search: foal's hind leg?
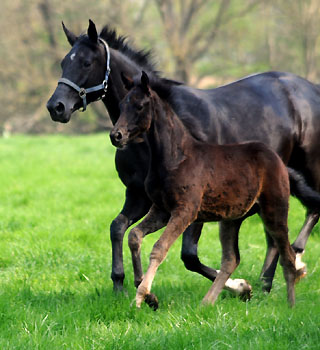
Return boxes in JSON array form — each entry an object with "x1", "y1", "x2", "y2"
[
  {"x1": 128, "y1": 204, "x2": 169, "y2": 288},
  {"x1": 260, "y1": 230, "x2": 279, "y2": 293},
  {"x1": 202, "y1": 220, "x2": 242, "y2": 306},
  {"x1": 260, "y1": 226, "x2": 308, "y2": 294},
  {"x1": 259, "y1": 206, "x2": 297, "y2": 306}
]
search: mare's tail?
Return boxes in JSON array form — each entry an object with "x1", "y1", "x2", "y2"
[{"x1": 288, "y1": 167, "x2": 320, "y2": 210}]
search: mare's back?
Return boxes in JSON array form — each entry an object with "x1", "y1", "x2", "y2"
[{"x1": 169, "y1": 72, "x2": 317, "y2": 150}]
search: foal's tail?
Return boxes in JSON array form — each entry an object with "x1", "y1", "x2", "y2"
[{"x1": 288, "y1": 167, "x2": 320, "y2": 210}]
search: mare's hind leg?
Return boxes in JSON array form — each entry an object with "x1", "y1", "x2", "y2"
[
  {"x1": 292, "y1": 210, "x2": 319, "y2": 273},
  {"x1": 181, "y1": 222, "x2": 251, "y2": 299},
  {"x1": 202, "y1": 220, "x2": 242, "y2": 306},
  {"x1": 181, "y1": 223, "x2": 217, "y2": 280},
  {"x1": 128, "y1": 204, "x2": 169, "y2": 288},
  {"x1": 110, "y1": 188, "x2": 151, "y2": 291}
]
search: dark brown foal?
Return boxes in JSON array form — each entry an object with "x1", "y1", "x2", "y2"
[{"x1": 110, "y1": 71, "x2": 301, "y2": 308}]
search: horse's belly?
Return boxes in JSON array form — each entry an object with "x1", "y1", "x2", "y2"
[
  {"x1": 197, "y1": 202, "x2": 250, "y2": 222},
  {"x1": 197, "y1": 187, "x2": 258, "y2": 221}
]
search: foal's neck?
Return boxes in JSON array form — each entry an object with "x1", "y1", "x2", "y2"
[{"x1": 147, "y1": 93, "x2": 193, "y2": 170}]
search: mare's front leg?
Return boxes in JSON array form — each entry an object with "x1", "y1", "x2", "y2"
[
  {"x1": 202, "y1": 220, "x2": 242, "y2": 306},
  {"x1": 136, "y1": 209, "x2": 195, "y2": 308},
  {"x1": 128, "y1": 205, "x2": 169, "y2": 288},
  {"x1": 110, "y1": 187, "x2": 151, "y2": 291},
  {"x1": 181, "y1": 222, "x2": 252, "y2": 300}
]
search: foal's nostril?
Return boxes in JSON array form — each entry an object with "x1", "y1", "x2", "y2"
[
  {"x1": 110, "y1": 130, "x2": 124, "y2": 147},
  {"x1": 114, "y1": 131, "x2": 122, "y2": 141}
]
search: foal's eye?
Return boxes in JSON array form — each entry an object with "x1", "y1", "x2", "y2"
[
  {"x1": 83, "y1": 60, "x2": 92, "y2": 68},
  {"x1": 136, "y1": 104, "x2": 143, "y2": 111}
]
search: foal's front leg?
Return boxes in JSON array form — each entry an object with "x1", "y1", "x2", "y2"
[
  {"x1": 136, "y1": 210, "x2": 195, "y2": 308},
  {"x1": 128, "y1": 204, "x2": 169, "y2": 288}
]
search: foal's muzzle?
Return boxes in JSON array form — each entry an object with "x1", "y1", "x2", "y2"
[{"x1": 110, "y1": 129, "x2": 126, "y2": 148}]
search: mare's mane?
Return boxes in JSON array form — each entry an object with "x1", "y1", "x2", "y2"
[
  {"x1": 98, "y1": 26, "x2": 205, "y2": 141},
  {"x1": 99, "y1": 25, "x2": 183, "y2": 91}
]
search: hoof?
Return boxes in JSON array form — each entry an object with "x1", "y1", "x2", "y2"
[
  {"x1": 134, "y1": 280, "x2": 143, "y2": 288},
  {"x1": 237, "y1": 281, "x2": 252, "y2": 301},
  {"x1": 225, "y1": 278, "x2": 252, "y2": 301},
  {"x1": 144, "y1": 293, "x2": 159, "y2": 311},
  {"x1": 261, "y1": 282, "x2": 272, "y2": 294},
  {"x1": 113, "y1": 284, "x2": 125, "y2": 294}
]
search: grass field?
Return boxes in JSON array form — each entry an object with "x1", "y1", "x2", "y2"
[{"x1": 0, "y1": 134, "x2": 319, "y2": 350}]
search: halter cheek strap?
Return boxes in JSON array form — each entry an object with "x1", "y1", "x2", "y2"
[{"x1": 58, "y1": 37, "x2": 111, "y2": 112}]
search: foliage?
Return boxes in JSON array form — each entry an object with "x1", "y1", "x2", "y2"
[
  {"x1": 0, "y1": 134, "x2": 319, "y2": 349},
  {"x1": 1, "y1": 1, "x2": 320, "y2": 133}
]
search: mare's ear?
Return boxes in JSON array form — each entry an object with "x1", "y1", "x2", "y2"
[
  {"x1": 121, "y1": 72, "x2": 134, "y2": 90},
  {"x1": 88, "y1": 19, "x2": 98, "y2": 43},
  {"x1": 62, "y1": 22, "x2": 78, "y2": 46},
  {"x1": 141, "y1": 71, "x2": 151, "y2": 96}
]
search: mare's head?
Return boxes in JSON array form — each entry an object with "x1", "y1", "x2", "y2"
[
  {"x1": 47, "y1": 20, "x2": 108, "y2": 123},
  {"x1": 110, "y1": 71, "x2": 153, "y2": 148}
]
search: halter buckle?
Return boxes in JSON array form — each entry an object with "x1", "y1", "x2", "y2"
[
  {"x1": 79, "y1": 88, "x2": 86, "y2": 99},
  {"x1": 102, "y1": 80, "x2": 108, "y2": 92}
]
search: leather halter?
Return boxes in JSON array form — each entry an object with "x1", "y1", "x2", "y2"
[{"x1": 58, "y1": 37, "x2": 111, "y2": 112}]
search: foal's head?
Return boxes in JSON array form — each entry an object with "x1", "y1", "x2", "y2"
[{"x1": 110, "y1": 71, "x2": 153, "y2": 148}]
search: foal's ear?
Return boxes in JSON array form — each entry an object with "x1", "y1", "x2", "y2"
[
  {"x1": 88, "y1": 19, "x2": 98, "y2": 43},
  {"x1": 121, "y1": 72, "x2": 134, "y2": 90},
  {"x1": 141, "y1": 71, "x2": 151, "y2": 96},
  {"x1": 62, "y1": 22, "x2": 78, "y2": 46}
]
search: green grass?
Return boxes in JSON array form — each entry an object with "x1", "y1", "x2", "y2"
[{"x1": 0, "y1": 134, "x2": 319, "y2": 350}]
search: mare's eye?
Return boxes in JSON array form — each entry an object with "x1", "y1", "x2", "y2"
[
  {"x1": 135, "y1": 104, "x2": 143, "y2": 111},
  {"x1": 83, "y1": 60, "x2": 91, "y2": 68}
]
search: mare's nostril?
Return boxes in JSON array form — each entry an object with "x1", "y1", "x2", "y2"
[{"x1": 55, "y1": 102, "x2": 65, "y2": 115}]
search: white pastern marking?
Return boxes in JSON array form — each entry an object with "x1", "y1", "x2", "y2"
[
  {"x1": 70, "y1": 53, "x2": 76, "y2": 61},
  {"x1": 295, "y1": 252, "x2": 306, "y2": 270}
]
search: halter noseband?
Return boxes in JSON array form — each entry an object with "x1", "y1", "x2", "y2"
[{"x1": 58, "y1": 37, "x2": 111, "y2": 112}]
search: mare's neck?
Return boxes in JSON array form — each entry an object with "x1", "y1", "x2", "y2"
[
  {"x1": 101, "y1": 49, "x2": 144, "y2": 125},
  {"x1": 147, "y1": 93, "x2": 193, "y2": 170}
]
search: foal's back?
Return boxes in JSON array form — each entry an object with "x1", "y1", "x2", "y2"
[{"x1": 192, "y1": 141, "x2": 290, "y2": 222}]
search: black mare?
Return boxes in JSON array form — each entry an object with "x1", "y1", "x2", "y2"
[{"x1": 47, "y1": 20, "x2": 320, "y2": 295}]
